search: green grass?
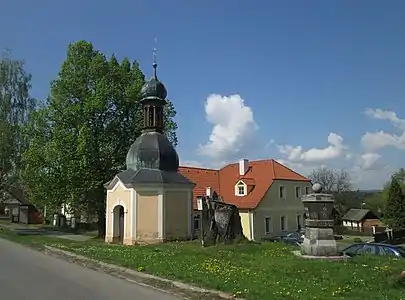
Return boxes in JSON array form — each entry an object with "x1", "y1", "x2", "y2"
[
  {"x1": 0, "y1": 227, "x2": 82, "y2": 249},
  {"x1": 1, "y1": 228, "x2": 404, "y2": 300}
]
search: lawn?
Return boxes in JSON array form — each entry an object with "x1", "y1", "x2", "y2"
[{"x1": 1, "y1": 229, "x2": 404, "y2": 300}]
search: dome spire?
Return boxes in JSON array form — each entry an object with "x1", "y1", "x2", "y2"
[
  {"x1": 138, "y1": 36, "x2": 167, "y2": 101},
  {"x1": 152, "y1": 37, "x2": 157, "y2": 78}
]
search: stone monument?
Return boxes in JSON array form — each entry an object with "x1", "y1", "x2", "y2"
[
  {"x1": 301, "y1": 183, "x2": 338, "y2": 256},
  {"x1": 197, "y1": 196, "x2": 244, "y2": 246}
]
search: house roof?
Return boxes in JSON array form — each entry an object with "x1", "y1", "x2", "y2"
[
  {"x1": 105, "y1": 168, "x2": 194, "y2": 190},
  {"x1": 238, "y1": 178, "x2": 255, "y2": 185},
  {"x1": 3, "y1": 184, "x2": 31, "y2": 205},
  {"x1": 179, "y1": 159, "x2": 310, "y2": 210},
  {"x1": 178, "y1": 166, "x2": 220, "y2": 209},
  {"x1": 342, "y1": 209, "x2": 377, "y2": 221}
]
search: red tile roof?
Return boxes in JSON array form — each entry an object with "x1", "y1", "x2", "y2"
[
  {"x1": 178, "y1": 166, "x2": 220, "y2": 209},
  {"x1": 179, "y1": 159, "x2": 310, "y2": 210},
  {"x1": 238, "y1": 178, "x2": 255, "y2": 186}
]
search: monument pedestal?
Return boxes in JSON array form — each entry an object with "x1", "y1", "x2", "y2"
[
  {"x1": 300, "y1": 184, "x2": 338, "y2": 257},
  {"x1": 301, "y1": 227, "x2": 338, "y2": 256}
]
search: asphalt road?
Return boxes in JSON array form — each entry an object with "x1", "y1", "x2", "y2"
[{"x1": 0, "y1": 238, "x2": 181, "y2": 300}]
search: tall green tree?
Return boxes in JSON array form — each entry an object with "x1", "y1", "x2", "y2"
[
  {"x1": 363, "y1": 192, "x2": 384, "y2": 214},
  {"x1": 383, "y1": 176, "x2": 405, "y2": 230},
  {"x1": 23, "y1": 41, "x2": 178, "y2": 236},
  {"x1": 0, "y1": 49, "x2": 36, "y2": 200},
  {"x1": 362, "y1": 168, "x2": 405, "y2": 216}
]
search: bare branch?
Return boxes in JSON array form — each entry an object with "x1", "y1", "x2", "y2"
[{"x1": 308, "y1": 167, "x2": 352, "y2": 193}]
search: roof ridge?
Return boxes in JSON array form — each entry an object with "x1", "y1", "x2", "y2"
[
  {"x1": 179, "y1": 165, "x2": 218, "y2": 171},
  {"x1": 271, "y1": 159, "x2": 309, "y2": 180}
]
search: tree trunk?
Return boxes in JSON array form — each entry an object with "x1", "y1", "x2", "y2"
[
  {"x1": 95, "y1": 186, "x2": 106, "y2": 238},
  {"x1": 97, "y1": 209, "x2": 106, "y2": 238}
]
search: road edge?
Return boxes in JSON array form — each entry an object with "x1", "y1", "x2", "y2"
[{"x1": 44, "y1": 245, "x2": 242, "y2": 300}]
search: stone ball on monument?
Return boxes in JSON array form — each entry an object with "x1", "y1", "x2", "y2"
[{"x1": 312, "y1": 183, "x2": 322, "y2": 193}]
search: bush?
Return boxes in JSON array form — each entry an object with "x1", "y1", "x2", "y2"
[{"x1": 353, "y1": 237, "x2": 363, "y2": 243}]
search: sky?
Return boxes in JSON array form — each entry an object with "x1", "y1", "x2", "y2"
[{"x1": 1, "y1": 0, "x2": 405, "y2": 189}]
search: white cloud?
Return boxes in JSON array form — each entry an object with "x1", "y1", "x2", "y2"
[
  {"x1": 361, "y1": 108, "x2": 405, "y2": 151},
  {"x1": 365, "y1": 108, "x2": 405, "y2": 130},
  {"x1": 350, "y1": 164, "x2": 394, "y2": 189},
  {"x1": 198, "y1": 94, "x2": 258, "y2": 163},
  {"x1": 277, "y1": 133, "x2": 347, "y2": 163},
  {"x1": 191, "y1": 103, "x2": 398, "y2": 189},
  {"x1": 264, "y1": 139, "x2": 275, "y2": 150},
  {"x1": 356, "y1": 152, "x2": 381, "y2": 171},
  {"x1": 277, "y1": 156, "x2": 388, "y2": 189},
  {"x1": 275, "y1": 159, "x2": 326, "y2": 177},
  {"x1": 180, "y1": 160, "x2": 206, "y2": 168}
]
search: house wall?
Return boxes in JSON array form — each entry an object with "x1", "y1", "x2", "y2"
[
  {"x1": 136, "y1": 191, "x2": 159, "y2": 243},
  {"x1": 105, "y1": 182, "x2": 132, "y2": 244},
  {"x1": 165, "y1": 191, "x2": 191, "y2": 240},
  {"x1": 253, "y1": 180, "x2": 311, "y2": 240},
  {"x1": 343, "y1": 219, "x2": 383, "y2": 230},
  {"x1": 3, "y1": 199, "x2": 20, "y2": 217},
  {"x1": 343, "y1": 220, "x2": 361, "y2": 228},
  {"x1": 363, "y1": 219, "x2": 383, "y2": 228},
  {"x1": 239, "y1": 210, "x2": 252, "y2": 240}
]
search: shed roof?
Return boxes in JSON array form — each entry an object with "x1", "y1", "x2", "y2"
[{"x1": 342, "y1": 209, "x2": 376, "y2": 221}]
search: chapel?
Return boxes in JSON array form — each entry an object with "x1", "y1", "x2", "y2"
[{"x1": 104, "y1": 59, "x2": 195, "y2": 245}]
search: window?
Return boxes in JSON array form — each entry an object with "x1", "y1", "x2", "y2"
[
  {"x1": 358, "y1": 244, "x2": 378, "y2": 255},
  {"x1": 194, "y1": 215, "x2": 200, "y2": 230},
  {"x1": 279, "y1": 186, "x2": 285, "y2": 199},
  {"x1": 295, "y1": 187, "x2": 301, "y2": 198},
  {"x1": 237, "y1": 183, "x2": 245, "y2": 196},
  {"x1": 296, "y1": 215, "x2": 302, "y2": 228},
  {"x1": 378, "y1": 246, "x2": 397, "y2": 257},
  {"x1": 280, "y1": 216, "x2": 287, "y2": 231},
  {"x1": 305, "y1": 186, "x2": 311, "y2": 195},
  {"x1": 264, "y1": 217, "x2": 272, "y2": 234},
  {"x1": 343, "y1": 244, "x2": 364, "y2": 256}
]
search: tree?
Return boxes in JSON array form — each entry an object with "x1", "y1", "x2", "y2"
[
  {"x1": 363, "y1": 192, "x2": 384, "y2": 214},
  {"x1": 362, "y1": 168, "x2": 405, "y2": 218},
  {"x1": 23, "y1": 41, "x2": 178, "y2": 236},
  {"x1": 308, "y1": 167, "x2": 352, "y2": 223},
  {"x1": 0, "y1": 49, "x2": 36, "y2": 201},
  {"x1": 383, "y1": 176, "x2": 405, "y2": 230},
  {"x1": 308, "y1": 167, "x2": 352, "y2": 194}
]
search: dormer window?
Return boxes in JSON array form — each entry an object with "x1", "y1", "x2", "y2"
[
  {"x1": 235, "y1": 179, "x2": 255, "y2": 196},
  {"x1": 237, "y1": 182, "x2": 246, "y2": 196}
]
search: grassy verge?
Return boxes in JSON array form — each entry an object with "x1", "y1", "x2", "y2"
[
  {"x1": 0, "y1": 227, "x2": 86, "y2": 249},
  {"x1": 1, "y1": 228, "x2": 404, "y2": 300}
]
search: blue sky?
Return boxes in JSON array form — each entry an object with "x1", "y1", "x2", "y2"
[{"x1": 1, "y1": 0, "x2": 405, "y2": 189}]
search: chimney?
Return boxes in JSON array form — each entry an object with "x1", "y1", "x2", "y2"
[
  {"x1": 206, "y1": 187, "x2": 212, "y2": 197},
  {"x1": 239, "y1": 159, "x2": 249, "y2": 176}
]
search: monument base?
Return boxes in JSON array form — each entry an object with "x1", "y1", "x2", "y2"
[{"x1": 301, "y1": 227, "x2": 338, "y2": 256}]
